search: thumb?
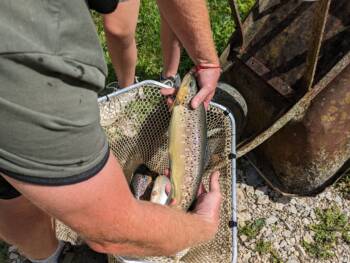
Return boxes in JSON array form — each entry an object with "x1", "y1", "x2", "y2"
[{"x1": 191, "y1": 88, "x2": 208, "y2": 109}]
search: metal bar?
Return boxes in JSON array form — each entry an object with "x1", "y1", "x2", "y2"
[
  {"x1": 236, "y1": 45, "x2": 350, "y2": 158},
  {"x1": 211, "y1": 102, "x2": 238, "y2": 263},
  {"x1": 98, "y1": 80, "x2": 171, "y2": 103},
  {"x1": 245, "y1": 56, "x2": 294, "y2": 97},
  {"x1": 229, "y1": 0, "x2": 244, "y2": 50},
  {"x1": 303, "y1": 0, "x2": 332, "y2": 91}
]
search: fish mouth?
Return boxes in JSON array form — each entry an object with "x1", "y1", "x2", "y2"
[{"x1": 173, "y1": 73, "x2": 196, "y2": 106}]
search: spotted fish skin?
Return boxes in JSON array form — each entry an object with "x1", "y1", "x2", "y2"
[
  {"x1": 169, "y1": 72, "x2": 207, "y2": 210},
  {"x1": 130, "y1": 173, "x2": 153, "y2": 200}
]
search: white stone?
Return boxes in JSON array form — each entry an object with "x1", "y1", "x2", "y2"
[
  {"x1": 283, "y1": 230, "x2": 291, "y2": 238},
  {"x1": 280, "y1": 240, "x2": 287, "y2": 248},
  {"x1": 310, "y1": 210, "x2": 316, "y2": 220},
  {"x1": 290, "y1": 198, "x2": 297, "y2": 205},
  {"x1": 255, "y1": 188, "x2": 265, "y2": 197},
  {"x1": 257, "y1": 195, "x2": 270, "y2": 205},
  {"x1": 242, "y1": 253, "x2": 251, "y2": 263},
  {"x1": 287, "y1": 258, "x2": 299, "y2": 263},
  {"x1": 238, "y1": 212, "x2": 252, "y2": 222},
  {"x1": 289, "y1": 238, "x2": 296, "y2": 246},
  {"x1": 275, "y1": 203, "x2": 284, "y2": 210},
  {"x1": 8, "y1": 246, "x2": 17, "y2": 253},
  {"x1": 296, "y1": 244, "x2": 307, "y2": 257},
  {"x1": 266, "y1": 215, "x2": 279, "y2": 225},
  {"x1": 289, "y1": 206, "x2": 298, "y2": 214},
  {"x1": 334, "y1": 195, "x2": 342, "y2": 204},
  {"x1": 237, "y1": 187, "x2": 246, "y2": 201}
]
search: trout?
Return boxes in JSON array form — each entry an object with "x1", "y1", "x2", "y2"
[
  {"x1": 150, "y1": 175, "x2": 170, "y2": 205},
  {"x1": 168, "y1": 72, "x2": 207, "y2": 210}
]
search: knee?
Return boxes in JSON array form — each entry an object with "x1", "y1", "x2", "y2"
[{"x1": 104, "y1": 22, "x2": 135, "y2": 47}]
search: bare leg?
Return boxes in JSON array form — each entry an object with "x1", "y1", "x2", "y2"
[
  {"x1": 0, "y1": 196, "x2": 58, "y2": 260},
  {"x1": 103, "y1": 0, "x2": 140, "y2": 88},
  {"x1": 160, "y1": 13, "x2": 182, "y2": 78}
]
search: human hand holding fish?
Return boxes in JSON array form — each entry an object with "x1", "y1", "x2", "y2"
[
  {"x1": 165, "y1": 170, "x2": 222, "y2": 231},
  {"x1": 160, "y1": 65, "x2": 221, "y2": 110},
  {"x1": 149, "y1": 168, "x2": 222, "y2": 243},
  {"x1": 161, "y1": 169, "x2": 221, "y2": 225}
]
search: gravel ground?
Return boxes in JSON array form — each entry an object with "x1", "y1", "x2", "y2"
[
  {"x1": 3, "y1": 160, "x2": 349, "y2": 263},
  {"x1": 237, "y1": 159, "x2": 350, "y2": 263}
]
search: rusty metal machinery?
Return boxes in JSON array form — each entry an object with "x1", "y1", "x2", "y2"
[{"x1": 220, "y1": 0, "x2": 350, "y2": 195}]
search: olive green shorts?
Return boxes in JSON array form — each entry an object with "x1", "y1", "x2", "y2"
[{"x1": 0, "y1": 0, "x2": 110, "y2": 197}]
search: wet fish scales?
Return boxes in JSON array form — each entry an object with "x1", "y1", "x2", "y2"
[{"x1": 169, "y1": 73, "x2": 207, "y2": 210}]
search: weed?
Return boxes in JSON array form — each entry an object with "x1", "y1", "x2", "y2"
[
  {"x1": 335, "y1": 171, "x2": 350, "y2": 200},
  {"x1": 255, "y1": 239, "x2": 283, "y2": 263},
  {"x1": 240, "y1": 218, "x2": 266, "y2": 240},
  {"x1": 255, "y1": 239, "x2": 272, "y2": 254},
  {"x1": 302, "y1": 206, "x2": 350, "y2": 259}
]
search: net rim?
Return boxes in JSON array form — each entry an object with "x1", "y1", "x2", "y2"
[{"x1": 99, "y1": 81, "x2": 238, "y2": 263}]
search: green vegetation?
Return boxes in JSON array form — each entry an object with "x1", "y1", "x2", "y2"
[
  {"x1": 240, "y1": 218, "x2": 266, "y2": 240},
  {"x1": 240, "y1": 218, "x2": 283, "y2": 263},
  {"x1": 93, "y1": 0, "x2": 256, "y2": 83},
  {"x1": 255, "y1": 239, "x2": 283, "y2": 263},
  {"x1": 302, "y1": 206, "x2": 350, "y2": 259},
  {"x1": 0, "y1": 242, "x2": 8, "y2": 263},
  {"x1": 255, "y1": 239, "x2": 272, "y2": 254},
  {"x1": 335, "y1": 171, "x2": 350, "y2": 200}
]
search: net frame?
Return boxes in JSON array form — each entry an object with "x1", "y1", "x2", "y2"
[{"x1": 56, "y1": 80, "x2": 237, "y2": 263}]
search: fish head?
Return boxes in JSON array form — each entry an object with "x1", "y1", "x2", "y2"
[{"x1": 173, "y1": 73, "x2": 197, "y2": 108}]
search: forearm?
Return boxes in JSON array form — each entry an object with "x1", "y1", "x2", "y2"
[
  {"x1": 90, "y1": 200, "x2": 213, "y2": 256},
  {"x1": 156, "y1": 0, "x2": 219, "y2": 66}
]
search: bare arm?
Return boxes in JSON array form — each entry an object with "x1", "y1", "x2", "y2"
[
  {"x1": 4, "y1": 153, "x2": 221, "y2": 256},
  {"x1": 157, "y1": 0, "x2": 221, "y2": 109},
  {"x1": 156, "y1": 0, "x2": 219, "y2": 66}
]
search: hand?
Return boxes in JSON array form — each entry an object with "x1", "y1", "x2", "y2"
[
  {"x1": 163, "y1": 170, "x2": 221, "y2": 238},
  {"x1": 160, "y1": 88, "x2": 176, "y2": 109},
  {"x1": 192, "y1": 171, "x2": 221, "y2": 235},
  {"x1": 160, "y1": 67, "x2": 221, "y2": 110},
  {"x1": 191, "y1": 67, "x2": 221, "y2": 110}
]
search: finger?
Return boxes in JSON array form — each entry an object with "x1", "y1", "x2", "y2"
[
  {"x1": 160, "y1": 88, "x2": 176, "y2": 96},
  {"x1": 197, "y1": 183, "x2": 207, "y2": 197},
  {"x1": 166, "y1": 97, "x2": 174, "y2": 108},
  {"x1": 191, "y1": 87, "x2": 210, "y2": 109},
  {"x1": 203, "y1": 91, "x2": 215, "y2": 110},
  {"x1": 209, "y1": 171, "x2": 220, "y2": 193},
  {"x1": 204, "y1": 100, "x2": 210, "y2": 111}
]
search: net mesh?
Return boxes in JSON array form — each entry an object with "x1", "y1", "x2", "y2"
[{"x1": 56, "y1": 82, "x2": 235, "y2": 263}]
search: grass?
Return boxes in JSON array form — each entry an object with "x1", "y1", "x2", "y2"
[
  {"x1": 240, "y1": 218, "x2": 283, "y2": 263},
  {"x1": 255, "y1": 239, "x2": 283, "y2": 263},
  {"x1": 93, "y1": 0, "x2": 256, "y2": 83},
  {"x1": 240, "y1": 218, "x2": 266, "y2": 240},
  {"x1": 302, "y1": 206, "x2": 350, "y2": 259}
]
